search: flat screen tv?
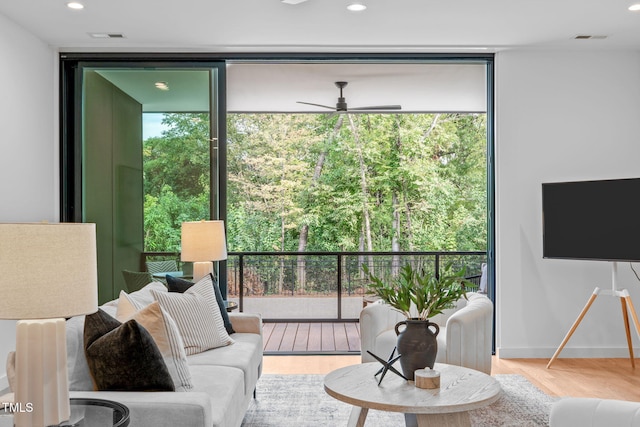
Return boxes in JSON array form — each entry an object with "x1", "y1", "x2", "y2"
[{"x1": 542, "y1": 177, "x2": 640, "y2": 262}]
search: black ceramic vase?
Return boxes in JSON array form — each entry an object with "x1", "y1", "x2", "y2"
[{"x1": 394, "y1": 319, "x2": 439, "y2": 381}]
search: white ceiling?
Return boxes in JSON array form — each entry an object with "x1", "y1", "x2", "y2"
[
  {"x1": 97, "y1": 69, "x2": 211, "y2": 113},
  {"x1": 2, "y1": 0, "x2": 637, "y2": 113},
  {"x1": 226, "y1": 63, "x2": 486, "y2": 113},
  {"x1": 97, "y1": 63, "x2": 486, "y2": 113},
  {"x1": 0, "y1": 0, "x2": 639, "y2": 52}
]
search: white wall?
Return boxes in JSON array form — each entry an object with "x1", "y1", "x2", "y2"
[
  {"x1": 495, "y1": 49, "x2": 640, "y2": 358},
  {"x1": 0, "y1": 12, "x2": 56, "y2": 389}
]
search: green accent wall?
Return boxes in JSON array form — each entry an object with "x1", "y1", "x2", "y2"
[{"x1": 84, "y1": 71, "x2": 144, "y2": 304}]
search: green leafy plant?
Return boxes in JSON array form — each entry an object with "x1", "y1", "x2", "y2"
[{"x1": 363, "y1": 263, "x2": 471, "y2": 320}]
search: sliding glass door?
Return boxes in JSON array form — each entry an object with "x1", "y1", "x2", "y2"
[{"x1": 61, "y1": 60, "x2": 225, "y2": 303}]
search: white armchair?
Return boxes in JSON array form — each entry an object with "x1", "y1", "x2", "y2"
[
  {"x1": 359, "y1": 292, "x2": 494, "y2": 374},
  {"x1": 550, "y1": 398, "x2": 640, "y2": 427}
]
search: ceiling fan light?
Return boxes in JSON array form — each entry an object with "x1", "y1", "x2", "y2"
[
  {"x1": 347, "y1": 3, "x2": 367, "y2": 12},
  {"x1": 629, "y1": 3, "x2": 640, "y2": 11}
]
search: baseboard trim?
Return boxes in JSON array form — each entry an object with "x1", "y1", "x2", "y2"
[{"x1": 497, "y1": 346, "x2": 640, "y2": 359}]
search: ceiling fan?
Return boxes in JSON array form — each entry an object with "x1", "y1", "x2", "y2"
[{"x1": 297, "y1": 81, "x2": 402, "y2": 112}]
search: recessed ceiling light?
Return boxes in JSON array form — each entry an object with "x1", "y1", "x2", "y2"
[
  {"x1": 629, "y1": 3, "x2": 640, "y2": 11},
  {"x1": 67, "y1": 2, "x2": 84, "y2": 10},
  {"x1": 347, "y1": 3, "x2": 367, "y2": 12},
  {"x1": 154, "y1": 81, "x2": 169, "y2": 91}
]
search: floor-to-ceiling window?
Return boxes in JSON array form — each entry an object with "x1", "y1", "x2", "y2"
[
  {"x1": 223, "y1": 60, "x2": 493, "y2": 328},
  {"x1": 60, "y1": 55, "x2": 494, "y2": 328}
]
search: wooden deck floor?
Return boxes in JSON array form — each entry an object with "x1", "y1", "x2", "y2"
[{"x1": 262, "y1": 322, "x2": 361, "y2": 354}]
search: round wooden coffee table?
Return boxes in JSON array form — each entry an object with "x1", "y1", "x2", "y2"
[{"x1": 324, "y1": 362, "x2": 501, "y2": 427}]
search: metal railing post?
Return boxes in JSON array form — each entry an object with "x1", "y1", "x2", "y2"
[
  {"x1": 239, "y1": 254, "x2": 244, "y2": 312},
  {"x1": 337, "y1": 253, "x2": 342, "y2": 320}
]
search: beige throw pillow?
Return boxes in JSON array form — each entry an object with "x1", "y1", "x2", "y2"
[{"x1": 116, "y1": 292, "x2": 193, "y2": 391}]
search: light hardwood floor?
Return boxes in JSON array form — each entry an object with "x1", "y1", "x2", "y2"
[{"x1": 263, "y1": 355, "x2": 640, "y2": 402}]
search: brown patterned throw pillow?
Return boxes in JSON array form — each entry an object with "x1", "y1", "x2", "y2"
[{"x1": 83, "y1": 308, "x2": 174, "y2": 391}]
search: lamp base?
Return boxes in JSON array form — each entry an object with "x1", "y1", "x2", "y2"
[
  {"x1": 14, "y1": 318, "x2": 70, "y2": 427},
  {"x1": 193, "y1": 261, "x2": 214, "y2": 282}
]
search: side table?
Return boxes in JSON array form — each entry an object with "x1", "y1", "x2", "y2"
[
  {"x1": 225, "y1": 301, "x2": 238, "y2": 312},
  {"x1": 1, "y1": 398, "x2": 129, "y2": 427}
]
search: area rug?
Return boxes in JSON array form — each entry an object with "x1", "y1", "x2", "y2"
[{"x1": 241, "y1": 374, "x2": 557, "y2": 426}]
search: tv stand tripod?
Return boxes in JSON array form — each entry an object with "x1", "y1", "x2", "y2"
[{"x1": 547, "y1": 262, "x2": 640, "y2": 368}]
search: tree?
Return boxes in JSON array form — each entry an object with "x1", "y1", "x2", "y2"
[
  {"x1": 296, "y1": 115, "x2": 345, "y2": 291},
  {"x1": 143, "y1": 113, "x2": 211, "y2": 250},
  {"x1": 143, "y1": 111, "x2": 488, "y2": 293},
  {"x1": 144, "y1": 113, "x2": 210, "y2": 199}
]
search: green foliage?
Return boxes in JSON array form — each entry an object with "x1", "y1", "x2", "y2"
[
  {"x1": 144, "y1": 113, "x2": 211, "y2": 200},
  {"x1": 143, "y1": 185, "x2": 208, "y2": 252},
  {"x1": 143, "y1": 112, "x2": 488, "y2": 255},
  {"x1": 363, "y1": 263, "x2": 470, "y2": 320},
  {"x1": 143, "y1": 113, "x2": 212, "y2": 251}
]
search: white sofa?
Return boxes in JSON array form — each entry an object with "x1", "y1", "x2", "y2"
[
  {"x1": 550, "y1": 398, "x2": 640, "y2": 427},
  {"x1": 65, "y1": 286, "x2": 263, "y2": 427},
  {"x1": 359, "y1": 292, "x2": 493, "y2": 374}
]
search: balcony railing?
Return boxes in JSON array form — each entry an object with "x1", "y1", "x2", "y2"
[{"x1": 142, "y1": 250, "x2": 486, "y2": 322}]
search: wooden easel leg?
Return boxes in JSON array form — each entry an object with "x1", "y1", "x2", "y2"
[
  {"x1": 621, "y1": 297, "x2": 635, "y2": 368},
  {"x1": 624, "y1": 296, "x2": 640, "y2": 339},
  {"x1": 625, "y1": 295, "x2": 640, "y2": 368},
  {"x1": 547, "y1": 292, "x2": 598, "y2": 369}
]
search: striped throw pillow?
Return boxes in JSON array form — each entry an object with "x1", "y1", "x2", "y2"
[{"x1": 152, "y1": 275, "x2": 234, "y2": 355}]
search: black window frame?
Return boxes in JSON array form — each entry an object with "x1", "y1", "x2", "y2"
[{"x1": 59, "y1": 53, "x2": 495, "y2": 330}]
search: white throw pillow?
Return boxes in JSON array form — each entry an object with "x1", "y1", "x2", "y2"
[
  {"x1": 66, "y1": 304, "x2": 118, "y2": 391},
  {"x1": 152, "y1": 275, "x2": 233, "y2": 355},
  {"x1": 6, "y1": 351, "x2": 15, "y2": 392},
  {"x1": 116, "y1": 292, "x2": 193, "y2": 391},
  {"x1": 123, "y1": 281, "x2": 167, "y2": 306}
]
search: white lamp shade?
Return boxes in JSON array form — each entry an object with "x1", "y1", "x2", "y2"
[
  {"x1": 0, "y1": 223, "x2": 98, "y2": 319},
  {"x1": 181, "y1": 220, "x2": 228, "y2": 262}
]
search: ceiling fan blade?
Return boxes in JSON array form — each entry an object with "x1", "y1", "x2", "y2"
[
  {"x1": 297, "y1": 101, "x2": 336, "y2": 110},
  {"x1": 349, "y1": 105, "x2": 402, "y2": 111}
]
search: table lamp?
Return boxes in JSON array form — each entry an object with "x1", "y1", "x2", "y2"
[
  {"x1": 181, "y1": 220, "x2": 227, "y2": 282},
  {"x1": 0, "y1": 223, "x2": 98, "y2": 427}
]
